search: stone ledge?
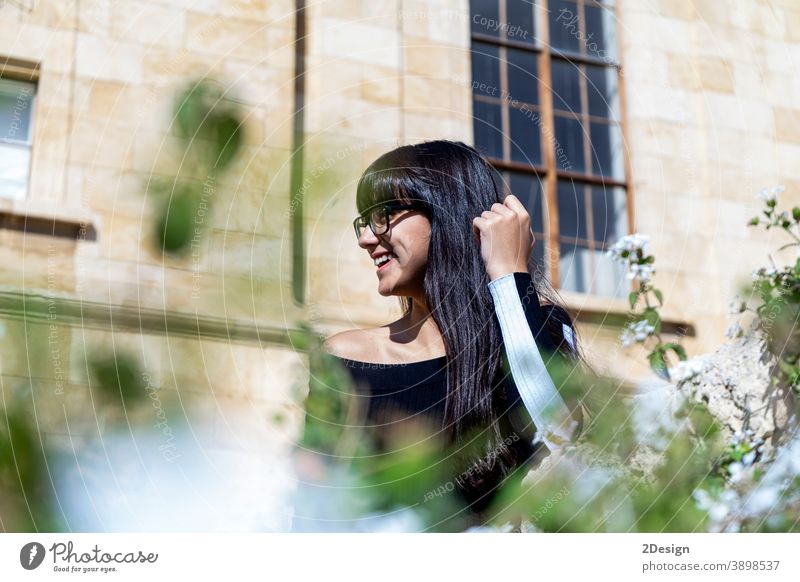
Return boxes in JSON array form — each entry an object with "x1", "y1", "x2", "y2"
[
  {"x1": 0, "y1": 289, "x2": 305, "y2": 347},
  {"x1": 0, "y1": 199, "x2": 98, "y2": 241},
  {"x1": 555, "y1": 289, "x2": 696, "y2": 337}
]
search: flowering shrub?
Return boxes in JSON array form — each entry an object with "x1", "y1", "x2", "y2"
[
  {"x1": 607, "y1": 234, "x2": 687, "y2": 380},
  {"x1": 609, "y1": 186, "x2": 800, "y2": 532},
  {"x1": 740, "y1": 185, "x2": 800, "y2": 399}
]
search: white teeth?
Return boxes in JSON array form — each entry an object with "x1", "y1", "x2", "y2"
[{"x1": 374, "y1": 253, "x2": 395, "y2": 267}]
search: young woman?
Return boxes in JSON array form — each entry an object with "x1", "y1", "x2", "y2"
[{"x1": 321, "y1": 140, "x2": 587, "y2": 524}]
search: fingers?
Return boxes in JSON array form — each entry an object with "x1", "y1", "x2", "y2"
[
  {"x1": 490, "y1": 201, "x2": 515, "y2": 217},
  {"x1": 481, "y1": 197, "x2": 530, "y2": 228},
  {"x1": 503, "y1": 194, "x2": 531, "y2": 224},
  {"x1": 475, "y1": 196, "x2": 532, "y2": 236},
  {"x1": 472, "y1": 216, "x2": 488, "y2": 245},
  {"x1": 503, "y1": 193, "x2": 525, "y2": 213}
]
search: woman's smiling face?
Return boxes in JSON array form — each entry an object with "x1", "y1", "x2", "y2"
[{"x1": 357, "y1": 206, "x2": 431, "y2": 298}]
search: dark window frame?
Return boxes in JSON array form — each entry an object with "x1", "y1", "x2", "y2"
[{"x1": 470, "y1": 0, "x2": 634, "y2": 298}]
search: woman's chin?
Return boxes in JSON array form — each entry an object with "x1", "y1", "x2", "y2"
[{"x1": 377, "y1": 279, "x2": 401, "y2": 297}]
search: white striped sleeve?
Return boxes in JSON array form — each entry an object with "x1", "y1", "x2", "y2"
[
  {"x1": 488, "y1": 272, "x2": 578, "y2": 451},
  {"x1": 563, "y1": 323, "x2": 576, "y2": 352}
]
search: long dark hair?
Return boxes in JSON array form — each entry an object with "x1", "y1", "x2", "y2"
[{"x1": 356, "y1": 140, "x2": 590, "y2": 490}]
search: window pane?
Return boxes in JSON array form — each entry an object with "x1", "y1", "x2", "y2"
[
  {"x1": 473, "y1": 101, "x2": 504, "y2": 159},
  {"x1": 593, "y1": 248, "x2": 628, "y2": 298},
  {"x1": 551, "y1": 58, "x2": 581, "y2": 114},
  {"x1": 591, "y1": 185, "x2": 627, "y2": 246},
  {"x1": 589, "y1": 121, "x2": 624, "y2": 179},
  {"x1": 0, "y1": 143, "x2": 29, "y2": 183},
  {"x1": 0, "y1": 79, "x2": 35, "y2": 143},
  {"x1": 470, "y1": 0, "x2": 501, "y2": 37},
  {"x1": 506, "y1": 47, "x2": 538, "y2": 105},
  {"x1": 584, "y1": 3, "x2": 617, "y2": 62},
  {"x1": 548, "y1": 0, "x2": 580, "y2": 54},
  {"x1": 559, "y1": 242, "x2": 591, "y2": 294},
  {"x1": 0, "y1": 179, "x2": 26, "y2": 199},
  {"x1": 509, "y1": 106, "x2": 542, "y2": 165},
  {"x1": 557, "y1": 179, "x2": 587, "y2": 240},
  {"x1": 471, "y1": 43, "x2": 500, "y2": 97},
  {"x1": 505, "y1": 0, "x2": 536, "y2": 44},
  {"x1": 508, "y1": 171, "x2": 544, "y2": 233},
  {"x1": 586, "y1": 64, "x2": 620, "y2": 120},
  {"x1": 554, "y1": 115, "x2": 585, "y2": 173}
]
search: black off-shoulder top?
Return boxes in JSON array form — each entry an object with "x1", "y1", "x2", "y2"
[{"x1": 328, "y1": 272, "x2": 562, "y2": 518}]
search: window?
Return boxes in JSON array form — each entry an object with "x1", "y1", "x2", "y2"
[
  {"x1": 470, "y1": 0, "x2": 630, "y2": 298},
  {"x1": 0, "y1": 77, "x2": 36, "y2": 200}
]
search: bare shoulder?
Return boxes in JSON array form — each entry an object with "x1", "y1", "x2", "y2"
[{"x1": 323, "y1": 328, "x2": 380, "y2": 360}]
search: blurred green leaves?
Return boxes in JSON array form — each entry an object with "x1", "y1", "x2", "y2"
[
  {"x1": 173, "y1": 80, "x2": 244, "y2": 172},
  {"x1": 0, "y1": 402, "x2": 48, "y2": 531},
  {"x1": 150, "y1": 78, "x2": 246, "y2": 256},
  {"x1": 88, "y1": 351, "x2": 147, "y2": 408}
]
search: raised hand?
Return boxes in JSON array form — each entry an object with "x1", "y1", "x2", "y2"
[{"x1": 472, "y1": 194, "x2": 535, "y2": 281}]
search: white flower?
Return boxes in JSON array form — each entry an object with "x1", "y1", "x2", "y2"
[
  {"x1": 608, "y1": 233, "x2": 650, "y2": 258},
  {"x1": 628, "y1": 263, "x2": 656, "y2": 283},
  {"x1": 607, "y1": 234, "x2": 650, "y2": 263},
  {"x1": 706, "y1": 488, "x2": 739, "y2": 524},
  {"x1": 725, "y1": 321, "x2": 743, "y2": 340},
  {"x1": 633, "y1": 320, "x2": 655, "y2": 340},
  {"x1": 742, "y1": 451, "x2": 757, "y2": 466},
  {"x1": 727, "y1": 298, "x2": 746, "y2": 316},
  {"x1": 752, "y1": 266, "x2": 779, "y2": 280},
  {"x1": 709, "y1": 502, "x2": 730, "y2": 522},
  {"x1": 692, "y1": 488, "x2": 712, "y2": 511},
  {"x1": 668, "y1": 357, "x2": 708, "y2": 383},
  {"x1": 745, "y1": 486, "x2": 780, "y2": 515},
  {"x1": 632, "y1": 379, "x2": 685, "y2": 450},
  {"x1": 620, "y1": 320, "x2": 655, "y2": 346},
  {"x1": 620, "y1": 328, "x2": 634, "y2": 347},
  {"x1": 711, "y1": 489, "x2": 740, "y2": 523},
  {"x1": 728, "y1": 461, "x2": 745, "y2": 483},
  {"x1": 608, "y1": 234, "x2": 656, "y2": 283},
  {"x1": 757, "y1": 185, "x2": 785, "y2": 204}
]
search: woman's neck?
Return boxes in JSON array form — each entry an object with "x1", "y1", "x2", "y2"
[{"x1": 388, "y1": 296, "x2": 445, "y2": 355}]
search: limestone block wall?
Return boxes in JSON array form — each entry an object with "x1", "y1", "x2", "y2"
[
  {"x1": 2, "y1": 0, "x2": 798, "y2": 529},
  {"x1": 0, "y1": 0, "x2": 307, "y2": 531},
  {"x1": 621, "y1": 0, "x2": 800, "y2": 366},
  {"x1": 305, "y1": 0, "x2": 476, "y2": 332}
]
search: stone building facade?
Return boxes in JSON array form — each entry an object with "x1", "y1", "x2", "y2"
[{"x1": 0, "y1": 0, "x2": 798, "y2": 530}]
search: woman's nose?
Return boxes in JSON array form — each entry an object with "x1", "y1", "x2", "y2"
[{"x1": 357, "y1": 226, "x2": 380, "y2": 248}]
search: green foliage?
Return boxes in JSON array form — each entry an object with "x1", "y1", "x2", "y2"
[
  {"x1": 150, "y1": 78, "x2": 246, "y2": 256},
  {"x1": 173, "y1": 80, "x2": 244, "y2": 172},
  {"x1": 153, "y1": 184, "x2": 198, "y2": 254},
  {"x1": 747, "y1": 187, "x2": 800, "y2": 402},
  {"x1": 609, "y1": 235, "x2": 688, "y2": 380},
  {"x1": 89, "y1": 351, "x2": 147, "y2": 407},
  {"x1": 485, "y1": 386, "x2": 727, "y2": 532},
  {"x1": 0, "y1": 392, "x2": 64, "y2": 531}
]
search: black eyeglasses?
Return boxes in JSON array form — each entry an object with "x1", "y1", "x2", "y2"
[{"x1": 352, "y1": 201, "x2": 426, "y2": 239}]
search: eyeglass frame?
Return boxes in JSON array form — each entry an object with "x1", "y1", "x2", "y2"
[{"x1": 352, "y1": 200, "x2": 427, "y2": 240}]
